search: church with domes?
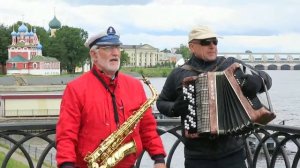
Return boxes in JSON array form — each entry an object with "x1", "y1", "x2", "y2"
[{"x1": 6, "y1": 16, "x2": 62, "y2": 75}]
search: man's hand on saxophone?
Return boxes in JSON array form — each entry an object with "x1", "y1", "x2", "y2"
[
  {"x1": 154, "y1": 163, "x2": 167, "y2": 168},
  {"x1": 152, "y1": 154, "x2": 166, "y2": 168}
]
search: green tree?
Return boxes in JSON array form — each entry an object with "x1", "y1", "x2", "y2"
[
  {"x1": 46, "y1": 38, "x2": 68, "y2": 71},
  {"x1": 34, "y1": 26, "x2": 50, "y2": 55},
  {"x1": 176, "y1": 44, "x2": 190, "y2": 60},
  {"x1": 121, "y1": 50, "x2": 129, "y2": 67},
  {"x1": 161, "y1": 48, "x2": 171, "y2": 53},
  {"x1": 0, "y1": 24, "x2": 10, "y2": 74},
  {"x1": 51, "y1": 26, "x2": 89, "y2": 73}
]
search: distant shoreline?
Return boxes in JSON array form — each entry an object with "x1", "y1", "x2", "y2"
[{"x1": 0, "y1": 67, "x2": 174, "y2": 91}]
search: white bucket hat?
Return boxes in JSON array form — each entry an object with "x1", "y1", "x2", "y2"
[{"x1": 188, "y1": 26, "x2": 218, "y2": 42}]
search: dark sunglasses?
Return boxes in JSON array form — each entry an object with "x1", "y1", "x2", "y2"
[{"x1": 197, "y1": 39, "x2": 218, "y2": 46}]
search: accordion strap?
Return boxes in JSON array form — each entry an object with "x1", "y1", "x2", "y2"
[{"x1": 181, "y1": 57, "x2": 226, "y2": 73}]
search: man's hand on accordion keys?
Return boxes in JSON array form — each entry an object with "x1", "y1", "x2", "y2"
[
  {"x1": 240, "y1": 74, "x2": 263, "y2": 99},
  {"x1": 171, "y1": 94, "x2": 189, "y2": 117},
  {"x1": 184, "y1": 130, "x2": 200, "y2": 139}
]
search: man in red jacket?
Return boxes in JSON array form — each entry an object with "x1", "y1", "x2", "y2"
[{"x1": 56, "y1": 26, "x2": 166, "y2": 168}]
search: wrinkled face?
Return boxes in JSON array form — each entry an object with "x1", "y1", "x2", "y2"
[
  {"x1": 90, "y1": 45, "x2": 121, "y2": 76},
  {"x1": 188, "y1": 38, "x2": 218, "y2": 62}
]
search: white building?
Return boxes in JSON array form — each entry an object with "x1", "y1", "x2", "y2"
[{"x1": 122, "y1": 44, "x2": 182, "y2": 67}]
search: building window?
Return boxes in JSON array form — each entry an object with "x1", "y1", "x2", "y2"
[
  {"x1": 13, "y1": 63, "x2": 16, "y2": 68},
  {"x1": 24, "y1": 64, "x2": 26, "y2": 68},
  {"x1": 33, "y1": 63, "x2": 37, "y2": 69}
]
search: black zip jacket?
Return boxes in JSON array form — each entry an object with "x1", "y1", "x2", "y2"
[{"x1": 156, "y1": 55, "x2": 272, "y2": 159}]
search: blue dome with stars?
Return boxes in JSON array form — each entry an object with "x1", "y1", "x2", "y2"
[
  {"x1": 11, "y1": 31, "x2": 17, "y2": 36},
  {"x1": 18, "y1": 23, "x2": 28, "y2": 32},
  {"x1": 29, "y1": 31, "x2": 34, "y2": 36},
  {"x1": 37, "y1": 43, "x2": 43, "y2": 49}
]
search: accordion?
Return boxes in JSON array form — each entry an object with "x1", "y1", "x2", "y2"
[{"x1": 182, "y1": 63, "x2": 276, "y2": 136}]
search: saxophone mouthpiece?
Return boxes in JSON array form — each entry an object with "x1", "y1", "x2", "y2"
[{"x1": 141, "y1": 75, "x2": 151, "y2": 85}]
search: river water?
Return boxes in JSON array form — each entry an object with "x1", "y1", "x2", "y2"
[{"x1": 139, "y1": 70, "x2": 300, "y2": 168}]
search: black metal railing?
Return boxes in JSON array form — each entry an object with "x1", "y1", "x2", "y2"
[{"x1": 0, "y1": 119, "x2": 299, "y2": 168}]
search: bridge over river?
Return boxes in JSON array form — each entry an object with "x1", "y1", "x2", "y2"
[{"x1": 221, "y1": 52, "x2": 300, "y2": 70}]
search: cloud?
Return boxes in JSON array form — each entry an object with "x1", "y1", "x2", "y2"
[
  {"x1": 219, "y1": 33, "x2": 300, "y2": 53},
  {"x1": 122, "y1": 33, "x2": 187, "y2": 49},
  {"x1": 1, "y1": 0, "x2": 300, "y2": 52},
  {"x1": 62, "y1": 0, "x2": 152, "y2": 6}
]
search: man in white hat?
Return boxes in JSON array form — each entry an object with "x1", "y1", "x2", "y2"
[
  {"x1": 56, "y1": 26, "x2": 166, "y2": 168},
  {"x1": 188, "y1": 26, "x2": 219, "y2": 62},
  {"x1": 157, "y1": 25, "x2": 273, "y2": 168}
]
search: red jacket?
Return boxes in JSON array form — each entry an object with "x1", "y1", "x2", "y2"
[{"x1": 56, "y1": 68, "x2": 166, "y2": 168}]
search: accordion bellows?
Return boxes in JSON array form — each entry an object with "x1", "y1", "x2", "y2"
[{"x1": 182, "y1": 63, "x2": 276, "y2": 136}]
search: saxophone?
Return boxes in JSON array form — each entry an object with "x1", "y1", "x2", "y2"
[{"x1": 84, "y1": 76, "x2": 158, "y2": 168}]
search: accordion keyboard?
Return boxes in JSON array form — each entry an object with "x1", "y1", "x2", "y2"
[{"x1": 183, "y1": 74, "x2": 210, "y2": 134}]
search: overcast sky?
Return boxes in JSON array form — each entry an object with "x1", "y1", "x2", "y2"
[{"x1": 1, "y1": 0, "x2": 300, "y2": 53}]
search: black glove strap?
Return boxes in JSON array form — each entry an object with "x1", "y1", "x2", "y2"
[
  {"x1": 60, "y1": 162, "x2": 75, "y2": 168},
  {"x1": 152, "y1": 154, "x2": 165, "y2": 164}
]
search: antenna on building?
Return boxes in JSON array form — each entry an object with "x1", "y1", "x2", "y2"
[{"x1": 21, "y1": 14, "x2": 25, "y2": 23}]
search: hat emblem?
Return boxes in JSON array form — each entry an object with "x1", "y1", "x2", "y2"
[{"x1": 107, "y1": 26, "x2": 116, "y2": 35}]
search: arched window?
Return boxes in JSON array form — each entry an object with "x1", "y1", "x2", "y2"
[{"x1": 33, "y1": 63, "x2": 37, "y2": 69}]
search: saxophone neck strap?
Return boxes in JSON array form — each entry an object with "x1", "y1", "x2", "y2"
[{"x1": 92, "y1": 69, "x2": 119, "y2": 127}]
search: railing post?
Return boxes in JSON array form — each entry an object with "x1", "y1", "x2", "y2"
[
  {"x1": 35, "y1": 147, "x2": 37, "y2": 159},
  {"x1": 51, "y1": 153, "x2": 53, "y2": 167}
]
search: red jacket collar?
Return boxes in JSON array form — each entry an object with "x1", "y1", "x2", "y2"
[{"x1": 92, "y1": 65, "x2": 119, "y2": 88}]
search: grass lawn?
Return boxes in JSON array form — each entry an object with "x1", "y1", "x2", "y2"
[{"x1": 0, "y1": 151, "x2": 28, "y2": 168}]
